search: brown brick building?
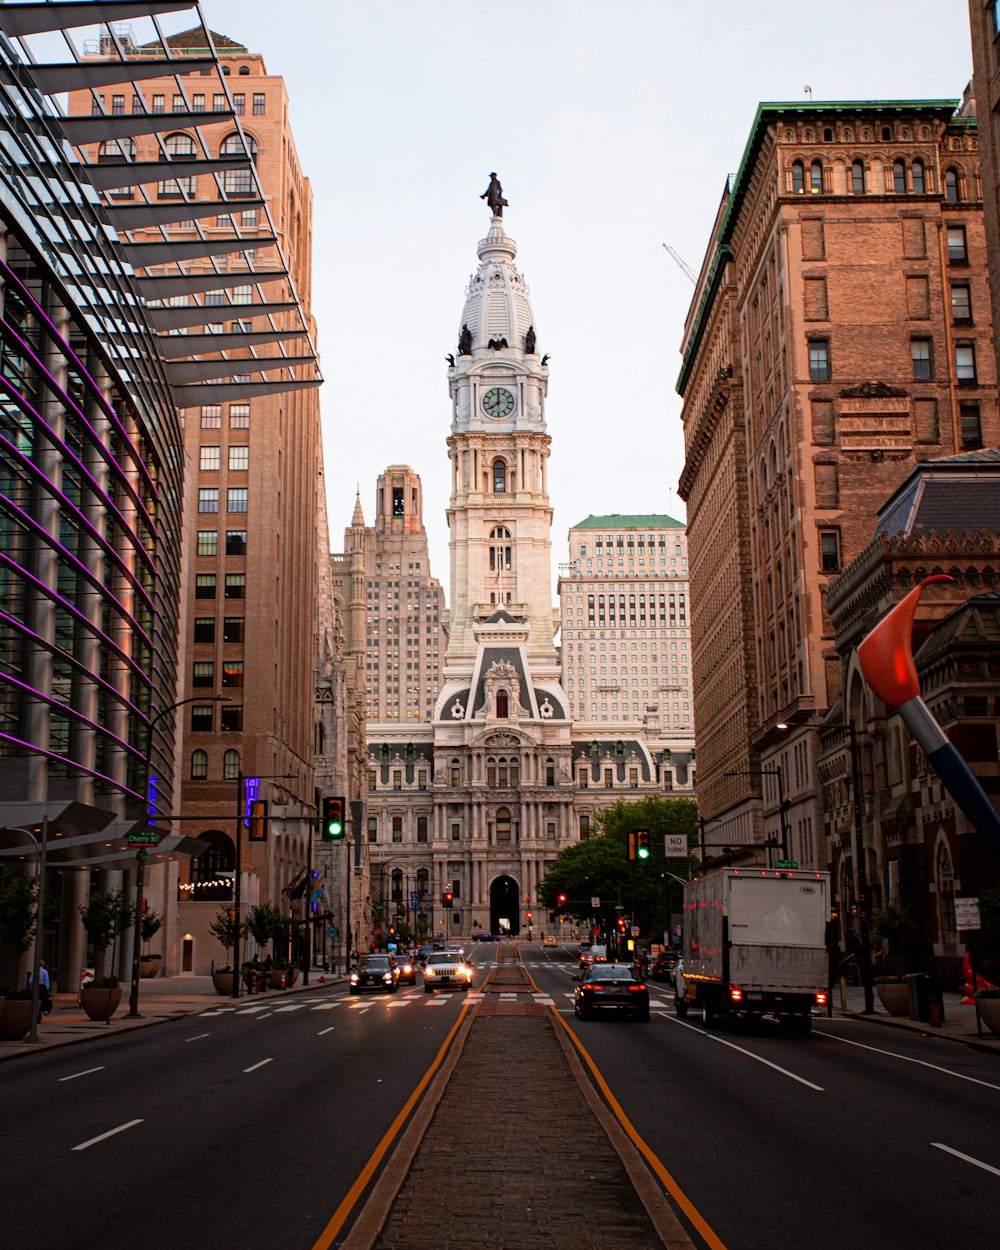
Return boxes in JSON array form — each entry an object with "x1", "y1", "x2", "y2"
[
  {"x1": 68, "y1": 28, "x2": 323, "y2": 973},
  {"x1": 678, "y1": 99, "x2": 999, "y2": 870},
  {"x1": 970, "y1": 3, "x2": 1000, "y2": 384}
]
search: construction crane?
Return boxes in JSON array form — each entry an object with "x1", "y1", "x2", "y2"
[{"x1": 662, "y1": 243, "x2": 696, "y2": 284}]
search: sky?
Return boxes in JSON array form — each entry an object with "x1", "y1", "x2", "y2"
[{"x1": 55, "y1": 0, "x2": 982, "y2": 583}]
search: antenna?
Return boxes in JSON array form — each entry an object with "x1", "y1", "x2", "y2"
[
  {"x1": 662, "y1": 243, "x2": 696, "y2": 284},
  {"x1": 804, "y1": 85, "x2": 813, "y2": 100}
]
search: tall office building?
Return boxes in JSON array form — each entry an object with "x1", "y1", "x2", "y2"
[
  {"x1": 67, "y1": 24, "x2": 322, "y2": 972},
  {"x1": 969, "y1": 5, "x2": 1000, "y2": 382},
  {"x1": 677, "y1": 98, "x2": 998, "y2": 870}
]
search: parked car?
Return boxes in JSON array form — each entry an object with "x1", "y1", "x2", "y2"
[
  {"x1": 350, "y1": 955, "x2": 399, "y2": 994},
  {"x1": 650, "y1": 951, "x2": 678, "y2": 982},
  {"x1": 423, "y1": 951, "x2": 474, "y2": 993},
  {"x1": 574, "y1": 963, "x2": 650, "y2": 1021}
]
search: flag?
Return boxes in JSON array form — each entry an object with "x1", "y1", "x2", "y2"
[{"x1": 282, "y1": 868, "x2": 307, "y2": 899}]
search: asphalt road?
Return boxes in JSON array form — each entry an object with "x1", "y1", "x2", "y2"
[
  {"x1": 526, "y1": 943, "x2": 1000, "y2": 1250},
  {"x1": 0, "y1": 952, "x2": 490, "y2": 1250}
]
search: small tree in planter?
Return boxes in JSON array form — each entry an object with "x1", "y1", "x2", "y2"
[
  {"x1": 139, "y1": 911, "x2": 164, "y2": 977},
  {"x1": 78, "y1": 888, "x2": 136, "y2": 1021},
  {"x1": 209, "y1": 906, "x2": 244, "y2": 994},
  {"x1": 872, "y1": 903, "x2": 915, "y2": 947}
]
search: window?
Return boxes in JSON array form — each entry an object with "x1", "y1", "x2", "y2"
[
  {"x1": 194, "y1": 617, "x2": 215, "y2": 644},
  {"x1": 222, "y1": 660, "x2": 244, "y2": 688},
  {"x1": 198, "y1": 488, "x2": 219, "y2": 513},
  {"x1": 158, "y1": 132, "x2": 197, "y2": 197},
  {"x1": 227, "y1": 487, "x2": 248, "y2": 512},
  {"x1": 791, "y1": 160, "x2": 804, "y2": 193},
  {"x1": 911, "y1": 159, "x2": 925, "y2": 194},
  {"x1": 220, "y1": 132, "x2": 257, "y2": 195},
  {"x1": 955, "y1": 343, "x2": 977, "y2": 383},
  {"x1": 944, "y1": 168, "x2": 959, "y2": 202},
  {"x1": 951, "y1": 284, "x2": 971, "y2": 322},
  {"x1": 810, "y1": 160, "x2": 823, "y2": 193},
  {"x1": 493, "y1": 460, "x2": 506, "y2": 492},
  {"x1": 252, "y1": 92, "x2": 266, "y2": 115},
  {"x1": 851, "y1": 161, "x2": 865, "y2": 194},
  {"x1": 808, "y1": 340, "x2": 830, "y2": 382},
  {"x1": 367, "y1": 817, "x2": 378, "y2": 843},
  {"x1": 152, "y1": 93, "x2": 165, "y2": 114},
  {"x1": 958, "y1": 402, "x2": 983, "y2": 448},
  {"x1": 893, "y1": 160, "x2": 906, "y2": 194},
  {"x1": 947, "y1": 226, "x2": 967, "y2": 262},
  {"x1": 223, "y1": 749, "x2": 240, "y2": 780},
  {"x1": 97, "y1": 138, "x2": 136, "y2": 200},
  {"x1": 233, "y1": 93, "x2": 245, "y2": 115},
  {"x1": 201, "y1": 404, "x2": 222, "y2": 428},
  {"x1": 190, "y1": 750, "x2": 208, "y2": 780},
  {"x1": 223, "y1": 617, "x2": 244, "y2": 643},
  {"x1": 820, "y1": 530, "x2": 840, "y2": 571},
  {"x1": 192, "y1": 661, "x2": 214, "y2": 687},
  {"x1": 196, "y1": 530, "x2": 218, "y2": 556},
  {"x1": 225, "y1": 530, "x2": 247, "y2": 556},
  {"x1": 417, "y1": 816, "x2": 428, "y2": 842},
  {"x1": 195, "y1": 574, "x2": 216, "y2": 599},
  {"x1": 213, "y1": 93, "x2": 227, "y2": 112},
  {"x1": 172, "y1": 93, "x2": 186, "y2": 112},
  {"x1": 111, "y1": 93, "x2": 125, "y2": 115},
  {"x1": 225, "y1": 573, "x2": 246, "y2": 599},
  {"x1": 200, "y1": 446, "x2": 221, "y2": 471},
  {"x1": 392, "y1": 817, "x2": 402, "y2": 843},
  {"x1": 911, "y1": 338, "x2": 933, "y2": 380},
  {"x1": 228, "y1": 446, "x2": 249, "y2": 471},
  {"x1": 220, "y1": 704, "x2": 243, "y2": 732},
  {"x1": 229, "y1": 403, "x2": 250, "y2": 427},
  {"x1": 191, "y1": 704, "x2": 214, "y2": 732}
]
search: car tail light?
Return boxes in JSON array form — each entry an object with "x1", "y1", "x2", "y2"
[
  {"x1": 815, "y1": 991, "x2": 828, "y2": 1006},
  {"x1": 628, "y1": 984, "x2": 644, "y2": 992},
  {"x1": 730, "y1": 987, "x2": 743, "y2": 1002}
]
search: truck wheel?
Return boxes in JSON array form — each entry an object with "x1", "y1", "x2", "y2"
[
  {"x1": 702, "y1": 1000, "x2": 716, "y2": 1028},
  {"x1": 674, "y1": 994, "x2": 689, "y2": 1018}
]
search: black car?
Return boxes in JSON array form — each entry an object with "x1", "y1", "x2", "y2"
[
  {"x1": 349, "y1": 955, "x2": 399, "y2": 994},
  {"x1": 393, "y1": 953, "x2": 417, "y2": 985},
  {"x1": 574, "y1": 963, "x2": 650, "y2": 1021},
  {"x1": 650, "y1": 952, "x2": 678, "y2": 981}
]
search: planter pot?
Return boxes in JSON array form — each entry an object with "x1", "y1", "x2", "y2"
[
  {"x1": 139, "y1": 957, "x2": 162, "y2": 979},
  {"x1": 80, "y1": 985, "x2": 122, "y2": 1022},
  {"x1": 876, "y1": 983, "x2": 909, "y2": 1016},
  {"x1": 268, "y1": 969, "x2": 289, "y2": 990},
  {"x1": 212, "y1": 971, "x2": 234, "y2": 996},
  {"x1": 977, "y1": 998, "x2": 1000, "y2": 1037},
  {"x1": 0, "y1": 999, "x2": 33, "y2": 1041},
  {"x1": 287, "y1": 967, "x2": 299, "y2": 987}
]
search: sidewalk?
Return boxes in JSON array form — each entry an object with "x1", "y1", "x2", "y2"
[
  {"x1": 0, "y1": 972, "x2": 344, "y2": 1060},
  {"x1": 831, "y1": 981, "x2": 1000, "y2": 1054}
]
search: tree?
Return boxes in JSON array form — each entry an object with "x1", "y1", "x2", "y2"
[
  {"x1": 209, "y1": 906, "x2": 244, "y2": 968},
  {"x1": 79, "y1": 888, "x2": 136, "y2": 983},
  {"x1": 0, "y1": 871, "x2": 37, "y2": 956},
  {"x1": 140, "y1": 910, "x2": 163, "y2": 955}
]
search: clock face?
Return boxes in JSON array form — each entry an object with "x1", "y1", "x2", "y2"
[{"x1": 482, "y1": 387, "x2": 515, "y2": 419}]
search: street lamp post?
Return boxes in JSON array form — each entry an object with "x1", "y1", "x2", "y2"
[
  {"x1": 723, "y1": 766, "x2": 790, "y2": 865},
  {"x1": 13, "y1": 819, "x2": 48, "y2": 1045},
  {"x1": 848, "y1": 718, "x2": 876, "y2": 1014}
]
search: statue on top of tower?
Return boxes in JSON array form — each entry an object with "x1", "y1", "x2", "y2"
[{"x1": 481, "y1": 172, "x2": 508, "y2": 217}]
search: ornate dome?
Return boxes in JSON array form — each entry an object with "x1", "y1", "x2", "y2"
[{"x1": 458, "y1": 218, "x2": 536, "y2": 355}]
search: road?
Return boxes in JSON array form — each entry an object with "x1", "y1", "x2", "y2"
[{"x1": 526, "y1": 943, "x2": 1000, "y2": 1250}]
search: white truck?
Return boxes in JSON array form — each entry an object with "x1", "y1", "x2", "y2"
[{"x1": 675, "y1": 867, "x2": 831, "y2": 1035}]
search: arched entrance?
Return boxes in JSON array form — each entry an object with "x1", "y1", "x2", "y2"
[{"x1": 490, "y1": 875, "x2": 520, "y2": 936}]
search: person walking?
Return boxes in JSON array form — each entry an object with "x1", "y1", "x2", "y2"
[{"x1": 28, "y1": 959, "x2": 52, "y2": 1021}]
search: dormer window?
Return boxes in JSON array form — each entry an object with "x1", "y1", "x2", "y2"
[{"x1": 496, "y1": 690, "x2": 509, "y2": 719}]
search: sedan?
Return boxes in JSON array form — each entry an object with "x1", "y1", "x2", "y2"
[
  {"x1": 650, "y1": 952, "x2": 678, "y2": 982},
  {"x1": 350, "y1": 955, "x2": 399, "y2": 994},
  {"x1": 423, "y1": 951, "x2": 474, "y2": 993},
  {"x1": 574, "y1": 963, "x2": 650, "y2": 1021},
  {"x1": 394, "y1": 953, "x2": 417, "y2": 985}
]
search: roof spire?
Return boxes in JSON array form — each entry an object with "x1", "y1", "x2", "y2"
[{"x1": 352, "y1": 487, "x2": 364, "y2": 527}]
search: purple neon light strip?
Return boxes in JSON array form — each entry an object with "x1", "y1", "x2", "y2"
[
  {"x1": 0, "y1": 668, "x2": 138, "y2": 758},
  {"x1": 0, "y1": 547, "x2": 151, "y2": 681},
  {"x1": 0, "y1": 605, "x2": 148, "y2": 725},
  {"x1": 0, "y1": 257, "x2": 161, "y2": 501},
  {"x1": 0, "y1": 365, "x2": 155, "y2": 579},
  {"x1": 0, "y1": 313, "x2": 157, "y2": 542},
  {"x1": 0, "y1": 729, "x2": 143, "y2": 803}
]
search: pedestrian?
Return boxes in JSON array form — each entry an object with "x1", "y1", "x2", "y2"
[{"x1": 28, "y1": 959, "x2": 52, "y2": 1021}]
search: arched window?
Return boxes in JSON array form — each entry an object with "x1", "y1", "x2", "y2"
[
  {"x1": 239, "y1": 64, "x2": 250, "y2": 75},
  {"x1": 391, "y1": 869, "x2": 403, "y2": 901},
  {"x1": 823, "y1": 127, "x2": 834, "y2": 142},
  {"x1": 496, "y1": 689, "x2": 509, "y2": 719},
  {"x1": 810, "y1": 160, "x2": 823, "y2": 193},
  {"x1": 417, "y1": 867, "x2": 429, "y2": 895},
  {"x1": 791, "y1": 160, "x2": 804, "y2": 194},
  {"x1": 881, "y1": 126, "x2": 892, "y2": 141},
  {"x1": 98, "y1": 138, "x2": 135, "y2": 200},
  {"x1": 935, "y1": 840, "x2": 957, "y2": 944},
  {"x1": 944, "y1": 168, "x2": 960, "y2": 202},
  {"x1": 495, "y1": 806, "x2": 512, "y2": 843},
  {"x1": 489, "y1": 525, "x2": 512, "y2": 578},
  {"x1": 190, "y1": 749, "x2": 208, "y2": 780},
  {"x1": 893, "y1": 160, "x2": 906, "y2": 194},
  {"x1": 158, "y1": 132, "x2": 196, "y2": 197},
  {"x1": 220, "y1": 132, "x2": 257, "y2": 195},
  {"x1": 911, "y1": 159, "x2": 925, "y2": 194},
  {"x1": 492, "y1": 459, "x2": 506, "y2": 492},
  {"x1": 851, "y1": 161, "x2": 865, "y2": 195},
  {"x1": 223, "y1": 748, "x2": 240, "y2": 780}
]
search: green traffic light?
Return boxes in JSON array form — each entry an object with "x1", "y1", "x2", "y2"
[{"x1": 638, "y1": 845, "x2": 649, "y2": 859}]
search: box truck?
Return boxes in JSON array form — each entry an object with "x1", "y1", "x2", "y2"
[{"x1": 675, "y1": 867, "x2": 831, "y2": 1035}]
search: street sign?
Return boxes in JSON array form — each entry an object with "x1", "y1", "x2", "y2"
[
  {"x1": 774, "y1": 859, "x2": 799, "y2": 869},
  {"x1": 326, "y1": 926, "x2": 338, "y2": 940},
  {"x1": 591, "y1": 897, "x2": 600, "y2": 909},
  {"x1": 409, "y1": 890, "x2": 421, "y2": 910},
  {"x1": 127, "y1": 832, "x2": 159, "y2": 847},
  {"x1": 955, "y1": 897, "x2": 980, "y2": 931},
  {"x1": 631, "y1": 925, "x2": 639, "y2": 937},
  {"x1": 664, "y1": 835, "x2": 687, "y2": 856}
]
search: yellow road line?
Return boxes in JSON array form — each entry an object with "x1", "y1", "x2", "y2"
[
  {"x1": 522, "y1": 964, "x2": 729, "y2": 1250},
  {"x1": 311, "y1": 1001, "x2": 471, "y2": 1250}
]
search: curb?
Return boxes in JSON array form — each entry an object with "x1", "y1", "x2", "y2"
[{"x1": 833, "y1": 1008, "x2": 1000, "y2": 1057}]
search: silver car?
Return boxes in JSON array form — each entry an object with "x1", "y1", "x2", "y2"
[{"x1": 423, "y1": 950, "x2": 474, "y2": 993}]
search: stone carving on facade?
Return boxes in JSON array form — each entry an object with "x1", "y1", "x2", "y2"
[
  {"x1": 485, "y1": 732, "x2": 520, "y2": 746},
  {"x1": 458, "y1": 324, "x2": 472, "y2": 355},
  {"x1": 478, "y1": 660, "x2": 526, "y2": 721},
  {"x1": 838, "y1": 380, "x2": 908, "y2": 399},
  {"x1": 539, "y1": 697, "x2": 554, "y2": 719},
  {"x1": 450, "y1": 698, "x2": 465, "y2": 719}
]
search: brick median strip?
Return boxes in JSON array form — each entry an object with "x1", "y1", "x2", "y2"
[{"x1": 340, "y1": 1001, "x2": 697, "y2": 1250}]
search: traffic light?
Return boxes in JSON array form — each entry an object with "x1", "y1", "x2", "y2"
[
  {"x1": 321, "y1": 796, "x2": 345, "y2": 840},
  {"x1": 557, "y1": 892, "x2": 567, "y2": 909},
  {"x1": 637, "y1": 831, "x2": 649, "y2": 860},
  {"x1": 442, "y1": 890, "x2": 454, "y2": 909},
  {"x1": 248, "y1": 799, "x2": 268, "y2": 842},
  {"x1": 617, "y1": 916, "x2": 627, "y2": 933},
  {"x1": 627, "y1": 832, "x2": 636, "y2": 861}
]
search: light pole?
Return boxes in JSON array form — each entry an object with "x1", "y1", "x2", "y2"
[
  {"x1": 848, "y1": 719, "x2": 876, "y2": 1014},
  {"x1": 723, "y1": 766, "x2": 790, "y2": 865},
  {"x1": 12, "y1": 819, "x2": 47, "y2": 1045},
  {"x1": 128, "y1": 695, "x2": 230, "y2": 1018}
]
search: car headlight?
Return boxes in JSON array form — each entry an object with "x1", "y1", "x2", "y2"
[
  {"x1": 425, "y1": 967, "x2": 434, "y2": 977},
  {"x1": 383, "y1": 972, "x2": 393, "y2": 982},
  {"x1": 350, "y1": 973, "x2": 359, "y2": 983}
]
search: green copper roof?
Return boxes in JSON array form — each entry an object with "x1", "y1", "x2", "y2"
[
  {"x1": 572, "y1": 514, "x2": 685, "y2": 529},
  {"x1": 676, "y1": 99, "x2": 963, "y2": 396}
]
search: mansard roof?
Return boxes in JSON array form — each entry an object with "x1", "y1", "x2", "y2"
[
  {"x1": 877, "y1": 448, "x2": 1000, "y2": 537},
  {"x1": 572, "y1": 514, "x2": 684, "y2": 530}
]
